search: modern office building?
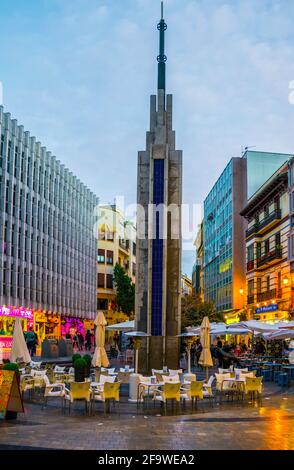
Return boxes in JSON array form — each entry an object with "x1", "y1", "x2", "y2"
[
  {"x1": 204, "y1": 158, "x2": 246, "y2": 317},
  {"x1": 97, "y1": 204, "x2": 136, "y2": 323},
  {"x1": 194, "y1": 221, "x2": 204, "y2": 299},
  {"x1": 241, "y1": 162, "x2": 292, "y2": 322},
  {"x1": 0, "y1": 106, "x2": 98, "y2": 352},
  {"x1": 203, "y1": 150, "x2": 293, "y2": 318}
]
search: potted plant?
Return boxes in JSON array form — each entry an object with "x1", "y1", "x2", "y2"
[
  {"x1": 72, "y1": 353, "x2": 81, "y2": 364},
  {"x1": 73, "y1": 358, "x2": 87, "y2": 382},
  {"x1": 83, "y1": 354, "x2": 92, "y2": 378},
  {"x1": 3, "y1": 363, "x2": 20, "y2": 420}
]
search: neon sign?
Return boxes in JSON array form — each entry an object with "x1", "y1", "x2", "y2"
[{"x1": 0, "y1": 306, "x2": 33, "y2": 319}]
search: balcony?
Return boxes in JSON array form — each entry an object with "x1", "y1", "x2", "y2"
[
  {"x1": 245, "y1": 209, "x2": 282, "y2": 238},
  {"x1": 256, "y1": 247, "x2": 283, "y2": 268},
  {"x1": 257, "y1": 288, "x2": 276, "y2": 302},
  {"x1": 119, "y1": 240, "x2": 129, "y2": 253}
]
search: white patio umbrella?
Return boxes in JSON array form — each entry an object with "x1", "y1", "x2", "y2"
[
  {"x1": 106, "y1": 320, "x2": 135, "y2": 331},
  {"x1": 265, "y1": 330, "x2": 294, "y2": 340},
  {"x1": 10, "y1": 317, "x2": 31, "y2": 364},
  {"x1": 232, "y1": 320, "x2": 278, "y2": 333},
  {"x1": 92, "y1": 311, "x2": 109, "y2": 368},
  {"x1": 198, "y1": 317, "x2": 213, "y2": 379}
]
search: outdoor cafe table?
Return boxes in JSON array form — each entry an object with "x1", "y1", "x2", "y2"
[
  {"x1": 281, "y1": 365, "x2": 294, "y2": 381},
  {"x1": 221, "y1": 377, "x2": 246, "y2": 401},
  {"x1": 137, "y1": 381, "x2": 164, "y2": 409}
]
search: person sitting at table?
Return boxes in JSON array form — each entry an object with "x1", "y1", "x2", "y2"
[
  {"x1": 240, "y1": 340, "x2": 248, "y2": 354},
  {"x1": 234, "y1": 344, "x2": 241, "y2": 357}
]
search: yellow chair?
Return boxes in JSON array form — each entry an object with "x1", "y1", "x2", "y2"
[
  {"x1": 153, "y1": 382, "x2": 181, "y2": 415},
  {"x1": 245, "y1": 377, "x2": 263, "y2": 402},
  {"x1": 64, "y1": 381, "x2": 91, "y2": 415},
  {"x1": 92, "y1": 381, "x2": 121, "y2": 415},
  {"x1": 181, "y1": 381, "x2": 204, "y2": 410}
]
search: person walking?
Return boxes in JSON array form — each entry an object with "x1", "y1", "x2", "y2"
[
  {"x1": 77, "y1": 331, "x2": 84, "y2": 351},
  {"x1": 72, "y1": 332, "x2": 79, "y2": 350},
  {"x1": 113, "y1": 331, "x2": 120, "y2": 350},
  {"x1": 85, "y1": 330, "x2": 92, "y2": 351},
  {"x1": 26, "y1": 327, "x2": 38, "y2": 357}
]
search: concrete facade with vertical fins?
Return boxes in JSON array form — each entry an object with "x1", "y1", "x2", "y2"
[{"x1": 0, "y1": 106, "x2": 98, "y2": 319}]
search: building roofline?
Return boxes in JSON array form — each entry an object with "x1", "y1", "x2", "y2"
[{"x1": 240, "y1": 162, "x2": 288, "y2": 218}]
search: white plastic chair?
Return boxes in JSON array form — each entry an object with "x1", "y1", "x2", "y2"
[
  {"x1": 42, "y1": 375, "x2": 65, "y2": 409},
  {"x1": 30, "y1": 361, "x2": 42, "y2": 369}
]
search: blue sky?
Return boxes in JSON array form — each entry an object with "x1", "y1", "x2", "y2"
[{"x1": 1, "y1": 0, "x2": 294, "y2": 275}]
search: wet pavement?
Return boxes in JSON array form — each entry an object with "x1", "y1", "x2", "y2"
[{"x1": 0, "y1": 385, "x2": 293, "y2": 450}]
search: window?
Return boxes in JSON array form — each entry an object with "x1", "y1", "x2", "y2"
[
  {"x1": 97, "y1": 273, "x2": 104, "y2": 288},
  {"x1": 264, "y1": 239, "x2": 269, "y2": 254},
  {"x1": 247, "y1": 244, "x2": 254, "y2": 261},
  {"x1": 266, "y1": 275, "x2": 270, "y2": 291},
  {"x1": 257, "y1": 278, "x2": 262, "y2": 294},
  {"x1": 256, "y1": 242, "x2": 261, "y2": 259},
  {"x1": 106, "y1": 250, "x2": 113, "y2": 265},
  {"x1": 275, "y1": 232, "x2": 281, "y2": 248},
  {"x1": 248, "y1": 279, "x2": 254, "y2": 296},
  {"x1": 274, "y1": 195, "x2": 280, "y2": 211},
  {"x1": 106, "y1": 274, "x2": 113, "y2": 289},
  {"x1": 133, "y1": 242, "x2": 136, "y2": 256},
  {"x1": 97, "y1": 249, "x2": 105, "y2": 263}
]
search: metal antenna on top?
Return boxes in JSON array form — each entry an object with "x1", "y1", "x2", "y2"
[{"x1": 161, "y1": 1, "x2": 164, "y2": 19}]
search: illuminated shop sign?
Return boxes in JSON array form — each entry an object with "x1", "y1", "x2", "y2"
[
  {"x1": 0, "y1": 337, "x2": 13, "y2": 350},
  {"x1": 256, "y1": 304, "x2": 278, "y2": 314},
  {"x1": 0, "y1": 306, "x2": 33, "y2": 319},
  {"x1": 219, "y1": 258, "x2": 232, "y2": 273}
]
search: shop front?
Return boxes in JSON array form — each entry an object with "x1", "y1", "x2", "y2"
[
  {"x1": 254, "y1": 303, "x2": 290, "y2": 323},
  {"x1": 0, "y1": 306, "x2": 34, "y2": 358},
  {"x1": 60, "y1": 316, "x2": 85, "y2": 339},
  {"x1": 34, "y1": 311, "x2": 61, "y2": 345}
]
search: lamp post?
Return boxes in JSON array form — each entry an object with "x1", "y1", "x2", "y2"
[
  {"x1": 177, "y1": 332, "x2": 197, "y2": 381},
  {"x1": 124, "y1": 331, "x2": 150, "y2": 403}
]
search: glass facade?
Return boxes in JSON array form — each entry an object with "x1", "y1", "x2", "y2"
[
  {"x1": 204, "y1": 160, "x2": 233, "y2": 311},
  {"x1": 246, "y1": 151, "x2": 292, "y2": 199}
]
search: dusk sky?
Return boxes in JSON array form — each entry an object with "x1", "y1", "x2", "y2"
[{"x1": 1, "y1": 0, "x2": 294, "y2": 275}]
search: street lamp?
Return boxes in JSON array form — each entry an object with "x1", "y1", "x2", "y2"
[
  {"x1": 124, "y1": 331, "x2": 150, "y2": 374},
  {"x1": 283, "y1": 275, "x2": 289, "y2": 286}
]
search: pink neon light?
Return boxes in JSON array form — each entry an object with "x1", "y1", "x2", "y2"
[
  {"x1": 0, "y1": 306, "x2": 33, "y2": 320},
  {"x1": 0, "y1": 337, "x2": 13, "y2": 350}
]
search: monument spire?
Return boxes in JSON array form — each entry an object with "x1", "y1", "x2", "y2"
[{"x1": 157, "y1": 1, "x2": 167, "y2": 93}]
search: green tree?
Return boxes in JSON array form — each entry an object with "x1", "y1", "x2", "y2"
[
  {"x1": 113, "y1": 263, "x2": 135, "y2": 315},
  {"x1": 181, "y1": 293, "x2": 224, "y2": 331}
]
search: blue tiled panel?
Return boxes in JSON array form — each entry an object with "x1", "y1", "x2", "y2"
[{"x1": 151, "y1": 159, "x2": 164, "y2": 336}]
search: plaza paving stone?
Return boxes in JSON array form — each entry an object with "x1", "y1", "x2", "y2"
[{"x1": 0, "y1": 385, "x2": 293, "y2": 450}]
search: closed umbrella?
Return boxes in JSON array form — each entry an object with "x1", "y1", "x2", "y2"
[
  {"x1": 92, "y1": 311, "x2": 109, "y2": 368},
  {"x1": 198, "y1": 316, "x2": 213, "y2": 379},
  {"x1": 10, "y1": 318, "x2": 31, "y2": 364}
]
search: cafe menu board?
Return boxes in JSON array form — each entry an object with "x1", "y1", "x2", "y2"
[{"x1": 0, "y1": 370, "x2": 24, "y2": 419}]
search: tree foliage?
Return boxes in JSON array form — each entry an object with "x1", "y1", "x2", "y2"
[
  {"x1": 181, "y1": 293, "x2": 224, "y2": 331},
  {"x1": 113, "y1": 263, "x2": 135, "y2": 315}
]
